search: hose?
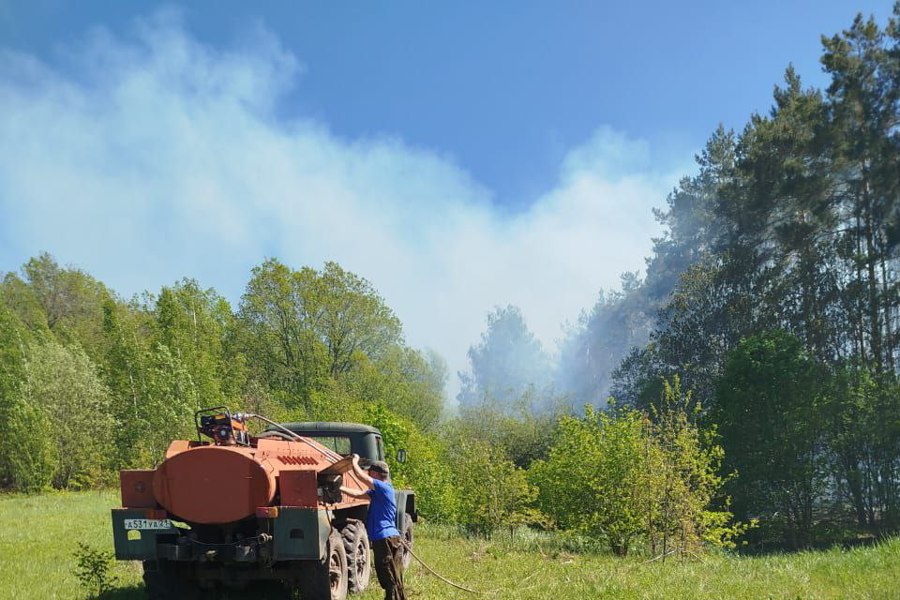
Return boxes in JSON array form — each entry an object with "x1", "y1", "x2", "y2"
[
  {"x1": 401, "y1": 540, "x2": 481, "y2": 595},
  {"x1": 239, "y1": 413, "x2": 342, "y2": 463}
]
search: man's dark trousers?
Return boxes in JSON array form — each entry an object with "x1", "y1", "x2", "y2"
[{"x1": 372, "y1": 536, "x2": 406, "y2": 600}]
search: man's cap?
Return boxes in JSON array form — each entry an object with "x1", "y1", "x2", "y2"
[{"x1": 369, "y1": 461, "x2": 390, "y2": 475}]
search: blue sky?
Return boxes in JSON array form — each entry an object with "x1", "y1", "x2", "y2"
[
  {"x1": 0, "y1": 1, "x2": 895, "y2": 394},
  {"x1": 4, "y1": 1, "x2": 894, "y2": 207}
]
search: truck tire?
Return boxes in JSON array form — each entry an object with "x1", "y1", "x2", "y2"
[
  {"x1": 301, "y1": 529, "x2": 348, "y2": 600},
  {"x1": 400, "y1": 512, "x2": 414, "y2": 571},
  {"x1": 340, "y1": 520, "x2": 371, "y2": 594},
  {"x1": 142, "y1": 561, "x2": 202, "y2": 600}
]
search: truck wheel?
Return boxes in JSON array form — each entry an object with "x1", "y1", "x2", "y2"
[
  {"x1": 400, "y1": 512, "x2": 414, "y2": 571},
  {"x1": 340, "y1": 520, "x2": 371, "y2": 594},
  {"x1": 301, "y1": 529, "x2": 348, "y2": 600},
  {"x1": 142, "y1": 561, "x2": 202, "y2": 600}
]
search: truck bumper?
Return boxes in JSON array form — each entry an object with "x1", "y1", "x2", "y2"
[
  {"x1": 111, "y1": 508, "x2": 179, "y2": 560},
  {"x1": 111, "y1": 507, "x2": 329, "y2": 562}
]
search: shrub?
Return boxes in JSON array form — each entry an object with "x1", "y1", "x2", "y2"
[
  {"x1": 531, "y1": 383, "x2": 747, "y2": 557},
  {"x1": 72, "y1": 542, "x2": 116, "y2": 598},
  {"x1": 449, "y1": 437, "x2": 539, "y2": 536},
  {"x1": 530, "y1": 405, "x2": 649, "y2": 555},
  {"x1": 647, "y1": 377, "x2": 750, "y2": 554}
]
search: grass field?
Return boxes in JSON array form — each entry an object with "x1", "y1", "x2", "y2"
[{"x1": 1, "y1": 492, "x2": 898, "y2": 600}]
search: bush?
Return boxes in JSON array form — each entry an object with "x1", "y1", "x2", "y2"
[
  {"x1": 530, "y1": 405, "x2": 649, "y2": 555},
  {"x1": 72, "y1": 542, "x2": 116, "y2": 598},
  {"x1": 647, "y1": 377, "x2": 749, "y2": 554},
  {"x1": 531, "y1": 383, "x2": 746, "y2": 557},
  {"x1": 448, "y1": 437, "x2": 539, "y2": 536}
]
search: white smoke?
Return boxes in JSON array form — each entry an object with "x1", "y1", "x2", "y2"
[{"x1": 0, "y1": 10, "x2": 684, "y2": 400}]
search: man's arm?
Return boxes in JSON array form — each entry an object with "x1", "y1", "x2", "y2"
[
  {"x1": 339, "y1": 454, "x2": 374, "y2": 498},
  {"x1": 339, "y1": 486, "x2": 369, "y2": 499},
  {"x1": 349, "y1": 454, "x2": 374, "y2": 489}
]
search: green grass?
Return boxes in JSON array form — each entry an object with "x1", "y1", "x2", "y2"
[{"x1": 1, "y1": 492, "x2": 898, "y2": 599}]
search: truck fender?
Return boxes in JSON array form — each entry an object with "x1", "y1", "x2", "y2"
[{"x1": 393, "y1": 489, "x2": 416, "y2": 530}]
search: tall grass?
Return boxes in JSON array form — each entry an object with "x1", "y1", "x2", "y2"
[{"x1": 1, "y1": 492, "x2": 897, "y2": 599}]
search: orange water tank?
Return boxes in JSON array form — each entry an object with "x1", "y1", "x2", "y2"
[{"x1": 152, "y1": 446, "x2": 277, "y2": 524}]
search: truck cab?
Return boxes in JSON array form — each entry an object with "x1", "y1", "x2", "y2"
[{"x1": 277, "y1": 422, "x2": 386, "y2": 464}]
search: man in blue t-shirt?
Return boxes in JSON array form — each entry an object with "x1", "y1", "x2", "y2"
[{"x1": 341, "y1": 454, "x2": 406, "y2": 600}]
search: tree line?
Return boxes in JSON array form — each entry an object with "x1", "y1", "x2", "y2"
[
  {"x1": 0, "y1": 253, "x2": 742, "y2": 557},
  {"x1": 0, "y1": 255, "x2": 446, "y2": 489}
]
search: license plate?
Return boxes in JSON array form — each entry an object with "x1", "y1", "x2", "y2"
[{"x1": 124, "y1": 518, "x2": 172, "y2": 530}]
